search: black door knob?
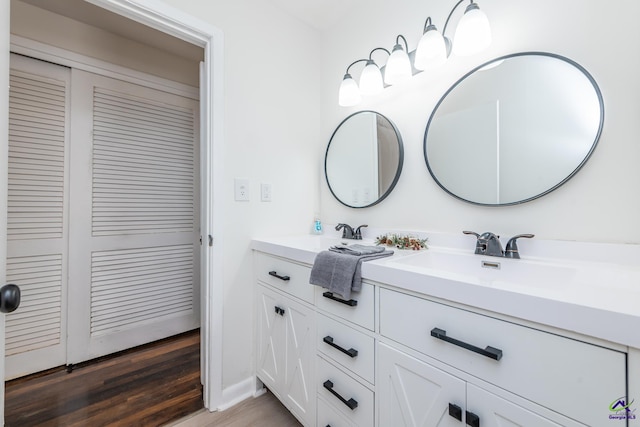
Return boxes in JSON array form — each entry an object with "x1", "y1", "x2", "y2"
[{"x1": 0, "y1": 284, "x2": 21, "y2": 313}]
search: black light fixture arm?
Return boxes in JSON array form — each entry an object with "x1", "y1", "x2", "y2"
[
  {"x1": 344, "y1": 58, "x2": 369, "y2": 76},
  {"x1": 368, "y1": 47, "x2": 391, "y2": 61},
  {"x1": 395, "y1": 34, "x2": 409, "y2": 51},
  {"x1": 423, "y1": 16, "x2": 435, "y2": 32}
]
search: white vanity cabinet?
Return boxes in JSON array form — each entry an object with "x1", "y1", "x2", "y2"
[
  {"x1": 255, "y1": 254, "x2": 315, "y2": 426},
  {"x1": 379, "y1": 288, "x2": 627, "y2": 427},
  {"x1": 378, "y1": 342, "x2": 586, "y2": 426},
  {"x1": 254, "y1": 249, "x2": 377, "y2": 426},
  {"x1": 315, "y1": 283, "x2": 376, "y2": 427},
  {"x1": 253, "y1": 239, "x2": 633, "y2": 427}
]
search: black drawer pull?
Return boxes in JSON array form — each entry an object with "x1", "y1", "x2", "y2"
[
  {"x1": 323, "y1": 336, "x2": 358, "y2": 358},
  {"x1": 323, "y1": 380, "x2": 358, "y2": 410},
  {"x1": 322, "y1": 291, "x2": 358, "y2": 306},
  {"x1": 466, "y1": 411, "x2": 480, "y2": 427},
  {"x1": 449, "y1": 403, "x2": 462, "y2": 421},
  {"x1": 274, "y1": 306, "x2": 285, "y2": 316},
  {"x1": 268, "y1": 271, "x2": 290, "y2": 281},
  {"x1": 430, "y1": 328, "x2": 502, "y2": 361}
]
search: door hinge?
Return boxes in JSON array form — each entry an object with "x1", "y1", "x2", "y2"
[{"x1": 200, "y1": 235, "x2": 213, "y2": 246}]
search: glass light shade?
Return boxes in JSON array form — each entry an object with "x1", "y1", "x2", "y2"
[
  {"x1": 452, "y1": 4, "x2": 491, "y2": 56},
  {"x1": 359, "y1": 60, "x2": 384, "y2": 95},
  {"x1": 384, "y1": 45, "x2": 412, "y2": 85},
  {"x1": 414, "y1": 25, "x2": 447, "y2": 70},
  {"x1": 338, "y1": 74, "x2": 361, "y2": 107}
]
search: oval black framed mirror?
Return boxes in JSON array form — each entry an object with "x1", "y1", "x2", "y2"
[
  {"x1": 326, "y1": 111, "x2": 404, "y2": 208},
  {"x1": 424, "y1": 52, "x2": 604, "y2": 206}
]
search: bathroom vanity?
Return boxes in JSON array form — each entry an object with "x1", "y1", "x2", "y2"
[{"x1": 252, "y1": 234, "x2": 639, "y2": 427}]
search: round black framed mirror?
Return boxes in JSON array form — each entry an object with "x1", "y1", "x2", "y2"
[
  {"x1": 424, "y1": 52, "x2": 604, "y2": 206},
  {"x1": 326, "y1": 111, "x2": 404, "y2": 208}
]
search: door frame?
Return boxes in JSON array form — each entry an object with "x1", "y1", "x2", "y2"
[
  {"x1": 1, "y1": 0, "x2": 9, "y2": 421},
  {"x1": 1, "y1": 0, "x2": 226, "y2": 414}
]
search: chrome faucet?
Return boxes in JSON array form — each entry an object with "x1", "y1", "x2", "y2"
[
  {"x1": 463, "y1": 231, "x2": 534, "y2": 258},
  {"x1": 335, "y1": 223, "x2": 368, "y2": 240}
]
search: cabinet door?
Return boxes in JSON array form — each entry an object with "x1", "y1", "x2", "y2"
[
  {"x1": 467, "y1": 384, "x2": 585, "y2": 427},
  {"x1": 283, "y1": 296, "x2": 315, "y2": 426},
  {"x1": 378, "y1": 342, "x2": 465, "y2": 427},
  {"x1": 256, "y1": 285, "x2": 284, "y2": 391}
]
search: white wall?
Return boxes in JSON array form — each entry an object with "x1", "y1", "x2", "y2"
[
  {"x1": 319, "y1": 0, "x2": 640, "y2": 244},
  {"x1": 159, "y1": 0, "x2": 322, "y2": 391}
]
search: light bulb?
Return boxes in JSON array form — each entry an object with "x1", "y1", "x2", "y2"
[
  {"x1": 414, "y1": 24, "x2": 447, "y2": 70},
  {"x1": 338, "y1": 73, "x2": 361, "y2": 107},
  {"x1": 452, "y1": 3, "x2": 491, "y2": 56},
  {"x1": 384, "y1": 44, "x2": 412, "y2": 85},
  {"x1": 359, "y1": 60, "x2": 384, "y2": 95}
]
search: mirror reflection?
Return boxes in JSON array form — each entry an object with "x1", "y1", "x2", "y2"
[
  {"x1": 424, "y1": 52, "x2": 604, "y2": 206},
  {"x1": 326, "y1": 111, "x2": 403, "y2": 208}
]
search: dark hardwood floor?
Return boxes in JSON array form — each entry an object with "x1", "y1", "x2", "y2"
[{"x1": 5, "y1": 329, "x2": 203, "y2": 427}]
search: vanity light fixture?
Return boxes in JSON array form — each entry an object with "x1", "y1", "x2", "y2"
[
  {"x1": 338, "y1": 59, "x2": 366, "y2": 107},
  {"x1": 359, "y1": 47, "x2": 389, "y2": 96},
  {"x1": 384, "y1": 35, "x2": 412, "y2": 85},
  {"x1": 338, "y1": 0, "x2": 491, "y2": 106},
  {"x1": 338, "y1": 48, "x2": 391, "y2": 106},
  {"x1": 451, "y1": 0, "x2": 492, "y2": 56},
  {"x1": 415, "y1": 0, "x2": 491, "y2": 69},
  {"x1": 414, "y1": 17, "x2": 447, "y2": 70}
]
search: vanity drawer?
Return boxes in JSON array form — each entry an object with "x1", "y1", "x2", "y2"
[
  {"x1": 379, "y1": 288, "x2": 626, "y2": 425},
  {"x1": 317, "y1": 396, "x2": 357, "y2": 427},
  {"x1": 317, "y1": 356, "x2": 374, "y2": 427},
  {"x1": 255, "y1": 253, "x2": 313, "y2": 303},
  {"x1": 317, "y1": 314, "x2": 375, "y2": 384},
  {"x1": 315, "y1": 282, "x2": 374, "y2": 330}
]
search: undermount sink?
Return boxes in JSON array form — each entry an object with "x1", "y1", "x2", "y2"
[{"x1": 388, "y1": 249, "x2": 577, "y2": 290}]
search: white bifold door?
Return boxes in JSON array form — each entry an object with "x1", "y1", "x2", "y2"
[{"x1": 6, "y1": 53, "x2": 200, "y2": 379}]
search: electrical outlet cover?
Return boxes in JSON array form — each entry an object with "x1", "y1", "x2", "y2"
[{"x1": 234, "y1": 178, "x2": 250, "y2": 201}]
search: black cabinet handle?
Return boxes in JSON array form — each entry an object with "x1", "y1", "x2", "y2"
[
  {"x1": 430, "y1": 328, "x2": 502, "y2": 361},
  {"x1": 274, "y1": 306, "x2": 285, "y2": 316},
  {"x1": 466, "y1": 411, "x2": 480, "y2": 427},
  {"x1": 322, "y1": 291, "x2": 358, "y2": 307},
  {"x1": 323, "y1": 380, "x2": 358, "y2": 410},
  {"x1": 323, "y1": 336, "x2": 358, "y2": 358},
  {"x1": 449, "y1": 403, "x2": 463, "y2": 421},
  {"x1": 268, "y1": 271, "x2": 290, "y2": 281}
]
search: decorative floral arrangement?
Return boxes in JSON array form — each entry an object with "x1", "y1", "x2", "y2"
[{"x1": 375, "y1": 234, "x2": 428, "y2": 250}]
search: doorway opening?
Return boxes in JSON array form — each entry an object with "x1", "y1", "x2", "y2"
[{"x1": 5, "y1": 0, "x2": 224, "y2": 419}]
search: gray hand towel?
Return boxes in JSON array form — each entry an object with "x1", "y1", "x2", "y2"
[
  {"x1": 309, "y1": 248, "x2": 393, "y2": 300},
  {"x1": 329, "y1": 244, "x2": 386, "y2": 256}
]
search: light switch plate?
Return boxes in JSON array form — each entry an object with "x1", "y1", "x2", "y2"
[
  {"x1": 234, "y1": 178, "x2": 250, "y2": 201},
  {"x1": 261, "y1": 183, "x2": 272, "y2": 202}
]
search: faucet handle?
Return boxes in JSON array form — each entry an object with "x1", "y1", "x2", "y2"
[
  {"x1": 462, "y1": 230, "x2": 480, "y2": 238},
  {"x1": 354, "y1": 224, "x2": 368, "y2": 240},
  {"x1": 504, "y1": 234, "x2": 535, "y2": 259}
]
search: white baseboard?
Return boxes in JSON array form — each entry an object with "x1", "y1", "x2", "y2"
[{"x1": 217, "y1": 377, "x2": 257, "y2": 411}]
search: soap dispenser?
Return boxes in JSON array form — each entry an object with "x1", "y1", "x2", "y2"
[{"x1": 312, "y1": 213, "x2": 323, "y2": 235}]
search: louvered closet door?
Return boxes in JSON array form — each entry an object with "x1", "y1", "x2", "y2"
[
  {"x1": 67, "y1": 69, "x2": 200, "y2": 363},
  {"x1": 6, "y1": 54, "x2": 70, "y2": 379}
]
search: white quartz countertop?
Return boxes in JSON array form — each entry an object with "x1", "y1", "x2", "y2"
[{"x1": 251, "y1": 234, "x2": 640, "y2": 349}]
